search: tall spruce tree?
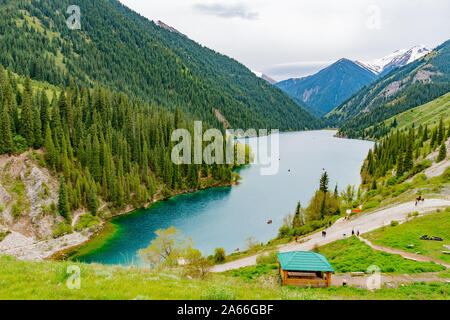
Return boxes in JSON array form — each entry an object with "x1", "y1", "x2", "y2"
[
  {"x1": 58, "y1": 177, "x2": 70, "y2": 223},
  {"x1": 20, "y1": 77, "x2": 34, "y2": 147},
  {"x1": 319, "y1": 171, "x2": 329, "y2": 193},
  {"x1": 437, "y1": 141, "x2": 447, "y2": 162},
  {"x1": 292, "y1": 201, "x2": 303, "y2": 227},
  {"x1": 0, "y1": 103, "x2": 13, "y2": 154}
]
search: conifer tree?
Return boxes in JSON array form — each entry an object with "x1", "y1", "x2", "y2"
[
  {"x1": 403, "y1": 142, "x2": 413, "y2": 172},
  {"x1": 0, "y1": 103, "x2": 13, "y2": 154},
  {"x1": 44, "y1": 124, "x2": 56, "y2": 169},
  {"x1": 319, "y1": 171, "x2": 329, "y2": 193},
  {"x1": 437, "y1": 117, "x2": 444, "y2": 145},
  {"x1": 40, "y1": 90, "x2": 49, "y2": 138},
  {"x1": 58, "y1": 177, "x2": 71, "y2": 223},
  {"x1": 20, "y1": 77, "x2": 34, "y2": 147},
  {"x1": 437, "y1": 141, "x2": 447, "y2": 162},
  {"x1": 88, "y1": 187, "x2": 99, "y2": 216},
  {"x1": 396, "y1": 153, "x2": 404, "y2": 176},
  {"x1": 32, "y1": 103, "x2": 42, "y2": 149},
  {"x1": 292, "y1": 201, "x2": 304, "y2": 227}
]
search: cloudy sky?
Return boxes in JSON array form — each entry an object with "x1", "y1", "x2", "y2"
[{"x1": 119, "y1": 0, "x2": 450, "y2": 81}]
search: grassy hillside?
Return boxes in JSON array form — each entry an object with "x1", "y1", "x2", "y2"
[
  {"x1": 0, "y1": 0, "x2": 320, "y2": 131},
  {"x1": 363, "y1": 210, "x2": 450, "y2": 263},
  {"x1": 387, "y1": 93, "x2": 450, "y2": 131},
  {"x1": 364, "y1": 93, "x2": 450, "y2": 138},
  {"x1": 326, "y1": 39, "x2": 450, "y2": 138},
  {"x1": 0, "y1": 255, "x2": 448, "y2": 300},
  {"x1": 317, "y1": 236, "x2": 445, "y2": 273}
]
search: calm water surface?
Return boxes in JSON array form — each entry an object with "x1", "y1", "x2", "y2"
[{"x1": 77, "y1": 130, "x2": 373, "y2": 265}]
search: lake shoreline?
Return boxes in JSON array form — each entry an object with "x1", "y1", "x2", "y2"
[
  {"x1": 54, "y1": 130, "x2": 373, "y2": 265},
  {"x1": 48, "y1": 178, "x2": 242, "y2": 262}
]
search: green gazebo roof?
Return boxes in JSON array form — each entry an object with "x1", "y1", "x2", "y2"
[{"x1": 277, "y1": 251, "x2": 334, "y2": 272}]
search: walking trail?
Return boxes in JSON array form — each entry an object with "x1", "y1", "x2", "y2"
[
  {"x1": 211, "y1": 198, "x2": 450, "y2": 272},
  {"x1": 357, "y1": 236, "x2": 450, "y2": 268}
]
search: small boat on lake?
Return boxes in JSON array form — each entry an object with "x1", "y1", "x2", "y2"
[{"x1": 267, "y1": 220, "x2": 273, "y2": 224}]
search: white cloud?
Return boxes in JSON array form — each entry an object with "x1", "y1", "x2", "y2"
[{"x1": 193, "y1": 3, "x2": 259, "y2": 20}]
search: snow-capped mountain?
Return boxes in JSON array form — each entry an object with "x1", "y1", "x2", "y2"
[
  {"x1": 251, "y1": 70, "x2": 277, "y2": 84},
  {"x1": 357, "y1": 45, "x2": 432, "y2": 76}
]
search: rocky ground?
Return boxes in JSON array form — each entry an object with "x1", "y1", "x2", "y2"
[{"x1": 0, "y1": 151, "x2": 92, "y2": 260}]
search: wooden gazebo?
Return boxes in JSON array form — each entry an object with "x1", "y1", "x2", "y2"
[{"x1": 277, "y1": 251, "x2": 334, "y2": 287}]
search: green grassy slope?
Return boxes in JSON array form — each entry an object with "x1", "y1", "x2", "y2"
[
  {"x1": 386, "y1": 92, "x2": 450, "y2": 131},
  {"x1": 0, "y1": 255, "x2": 448, "y2": 300},
  {"x1": 363, "y1": 210, "x2": 450, "y2": 263},
  {"x1": 317, "y1": 236, "x2": 445, "y2": 274},
  {"x1": 364, "y1": 92, "x2": 450, "y2": 137}
]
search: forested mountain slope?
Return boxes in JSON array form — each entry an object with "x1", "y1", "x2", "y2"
[
  {"x1": 276, "y1": 59, "x2": 377, "y2": 116},
  {"x1": 0, "y1": 0, "x2": 320, "y2": 130},
  {"x1": 327, "y1": 39, "x2": 450, "y2": 138},
  {"x1": 0, "y1": 66, "x2": 250, "y2": 252}
]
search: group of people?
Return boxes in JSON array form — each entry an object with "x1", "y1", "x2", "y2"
[
  {"x1": 293, "y1": 223, "x2": 361, "y2": 242},
  {"x1": 343, "y1": 229, "x2": 360, "y2": 239}
]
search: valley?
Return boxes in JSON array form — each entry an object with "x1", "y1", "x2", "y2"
[{"x1": 0, "y1": 0, "x2": 448, "y2": 303}]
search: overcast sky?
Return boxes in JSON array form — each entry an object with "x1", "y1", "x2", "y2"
[{"x1": 119, "y1": 0, "x2": 450, "y2": 81}]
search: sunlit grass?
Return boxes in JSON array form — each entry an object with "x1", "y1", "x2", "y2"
[
  {"x1": 363, "y1": 209, "x2": 450, "y2": 263},
  {"x1": 0, "y1": 255, "x2": 448, "y2": 300},
  {"x1": 317, "y1": 236, "x2": 445, "y2": 274}
]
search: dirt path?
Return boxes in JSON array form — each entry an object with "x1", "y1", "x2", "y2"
[
  {"x1": 331, "y1": 272, "x2": 449, "y2": 289},
  {"x1": 358, "y1": 236, "x2": 450, "y2": 268},
  {"x1": 211, "y1": 198, "x2": 450, "y2": 272}
]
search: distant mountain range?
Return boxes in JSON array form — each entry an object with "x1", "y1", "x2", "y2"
[
  {"x1": 275, "y1": 58, "x2": 377, "y2": 115},
  {"x1": 328, "y1": 39, "x2": 450, "y2": 138},
  {"x1": 274, "y1": 45, "x2": 434, "y2": 116},
  {"x1": 356, "y1": 45, "x2": 432, "y2": 76}
]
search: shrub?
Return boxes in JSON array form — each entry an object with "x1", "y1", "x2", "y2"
[
  {"x1": 386, "y1": 176, "x2": 398, "y2": 186},
  {"x1": 277, "y1": 226, "x2": 291, "y2": 238},
  {"x1": 362, "y1": 201, "x2": 380, "y2": 210},
  {"x1": 229, "y1": 264, "x2": 278, "y2": 281},
  {"x1": 52, "y1": 223, "x2": 73, "y2": 238},
  {"x1": 408, "y1": 160, "x2": 432, "y2": 178},
  {"x1": 11, "y1": 181, "x2": 26, "y2": 195},
  {"x1": 39, "y1": 183, "x2": 51, "y2": 200},
  {"x1": 392, "y1": 183, "x2": 411, "y2": 197},
  {"x1": 391, "y1": 221, "x2": 399, "y2": 227},
  {"x1": 13, "y1": 135, "x2": 29, "y2": 153},
  {"x1": 11, "y1": 203, "x2": 21, "y2": 218},
  {"x1": 245, "y1": 236, "x2": 258, "y2": 250},
  {"x1": 213, "y1": 247, "x2": 226, "y2": 263},
  {"x1": 201, "y1": 285, "x2": 237, "y2": 300},
  {"x1": 0, "y1": 231, "x2": 11, "y2": 242},
  {"x1": 74, "y1": 214, "x2": 101, "y2": 232},
  {"x1": 256, "y1": 251, "x2": 278, "y2": 265},
  {"x1": 413, "y1": 174, "x2": 427, "y2": 184}
]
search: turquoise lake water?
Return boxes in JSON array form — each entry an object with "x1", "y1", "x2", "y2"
[{"x1": 77, "y1": 130, "x2": 373, "y2": 265}]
